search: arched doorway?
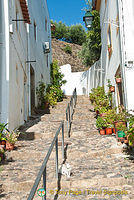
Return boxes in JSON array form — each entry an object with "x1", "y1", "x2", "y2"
[{"x1": 30, "y1": 65, "x2": 35, "y2": 114}]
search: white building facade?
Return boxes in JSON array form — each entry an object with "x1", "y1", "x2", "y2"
[
  {"x1": 92, "y1": 0, "x2": 134, "y2": 112},
  {"x1": 0, "y1": 0, "x2": 51, "y2": 130}
]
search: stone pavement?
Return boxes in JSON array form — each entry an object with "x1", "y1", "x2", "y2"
[{"x1": 0, "y1": 96, "x2": 134, "y2": 200}]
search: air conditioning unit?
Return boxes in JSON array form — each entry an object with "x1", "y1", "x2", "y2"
[{"x1": 43, "y1": 42, "x2": 50, "y2": 53}]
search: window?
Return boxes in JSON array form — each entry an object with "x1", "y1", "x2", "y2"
[
  {"x1": 45, "y1": 17, "x2": 47, "y2": 32},
  {"x1": 107, "y1": 24, "x2": 112, "y2": 58},
  {"x1": 34, "y1": 22, "x2": 37, "y2": 41}
]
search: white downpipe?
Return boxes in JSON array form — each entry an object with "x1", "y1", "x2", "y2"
[
  {"x1": 1, "y1": 0, "x2": 10, "y2": 125},
  {"x1": 27, "y1": 24, "x2": 31, "y2": 116}
]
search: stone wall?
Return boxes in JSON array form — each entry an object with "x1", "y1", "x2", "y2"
[{"x1": 52, "y1": 38, "x2": 87, "y2": 72}]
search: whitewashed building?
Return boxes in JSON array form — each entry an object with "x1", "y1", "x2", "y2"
[
  {"x1": 91, "y1": 0, "x2": 134, "y2": 112},
  {"x1": 0, "y1": 0, "x2": 51, "y2": 130}
]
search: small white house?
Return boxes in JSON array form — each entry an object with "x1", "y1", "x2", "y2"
[
  {"x1": 92, "y1": 0, "x2": 134, "y2": 112},
  {"x1": 0, "y1": 0, "x2": 52, "y2": 130}
]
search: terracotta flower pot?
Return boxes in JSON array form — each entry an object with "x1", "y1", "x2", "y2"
[
  {"x1": 1, "y1": 140, "x2": 6, "y2": 145},
  {"x1": 108, "y1": 47, "x2": 111, "y2": 53},
  {"x1": 100, "y1": 129, "x2": 105, "y2": 135},
  {"x1": 117, "y1": 137, "x2": 125, "y2": 143},
  {"x1": 6, "y1": 141, "x2": 14, "y2": 151},
  {"x1": 112, "y1": 128, "x2": 116, "y2": 134},
  {"x1": 105, "y1": 128, "x2": 113, "y2": 135},
  {"x1": 124, "y1": 139, "x2": 128, "y2": 144},
  {"x1": 116, "y1": 78, "x2": 122, "y2": 83},
  {"x1": 109, "y1": 86, "x2": 115, "y2": 92}
]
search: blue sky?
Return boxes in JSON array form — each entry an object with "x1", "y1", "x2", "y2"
[{"x1": 47, "y1": 0, "x2": 88, "y2": 27}]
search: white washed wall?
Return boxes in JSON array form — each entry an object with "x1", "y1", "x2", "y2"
[
  {"x1": 8, "y1": 0, "x2": 28, "y2": 130},
  {"x1": 61, "y1": 60, "x2": 102, "y2": 96},
  {"x1": 28, "y1": 0, "x2": 51, "y2": 107}
]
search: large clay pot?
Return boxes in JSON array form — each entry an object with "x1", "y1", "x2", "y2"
[
  {"x1": 100, "y1": 129, "x2": 105, "y2": 135},
  {"x1": 109, "y1": 86, "x2": 115, "y2": 92},
  {"x1": 105, "y1": 128, "x2": 113, "y2": 135},
  {"x1": 6, "y1": 141, "x2": 14, "y2": 151}
]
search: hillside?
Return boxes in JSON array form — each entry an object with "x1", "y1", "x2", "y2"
[{"x1": 52, "y1": 39, "x2": 87, "y2": 72}]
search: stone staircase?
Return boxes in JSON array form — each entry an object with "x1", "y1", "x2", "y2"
[{"x1": 0, "y1": 96, "x2": 134, "y2": 200}]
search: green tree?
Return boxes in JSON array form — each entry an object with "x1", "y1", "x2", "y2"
[
  {"x1": 79, "y1": 10, "x2": 101, "y2": 66},
  {"x1": 51, "y1": 21, "x2": 86, "y2": 45},
  {"x1": 51, "y1": 20, "x2": 69, "y2": 40},
  {"x1": 68, "y1": 24, "x2": 86, "y2": 45}
]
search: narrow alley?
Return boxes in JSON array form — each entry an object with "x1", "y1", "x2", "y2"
[{"x1": 0, "y1": 96, "x2": 134, "y2": 200}]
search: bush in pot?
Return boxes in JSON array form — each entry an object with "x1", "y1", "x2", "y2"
[
  {"x1": 5, "y1": 130, "x2": 20, "y2": 151},
  {"x1": 96, "y1": 116, "x2": 107, "y2": 135}
]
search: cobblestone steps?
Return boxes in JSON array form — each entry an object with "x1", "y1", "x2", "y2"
[
  {"x1": 46, "y1": 96, "x2": 134, "y2": 200},
  {"x1": 0, "y1": 96, "x2": 134, "y2": 200}
]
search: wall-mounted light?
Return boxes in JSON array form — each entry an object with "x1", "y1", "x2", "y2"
[{"x1": 83, "y1": 11, "x2": 94, "y2": 29}]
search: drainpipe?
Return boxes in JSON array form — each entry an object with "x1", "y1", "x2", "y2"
[
  {"x1": 27, "y1": 24, "x2": 31, "y2": 116},
  {"x1": 117, "y1": 0, "x2": 128, "y2": 109},
  {"x1": 0, "y1": 0, "x2": 10, "y2": 125},
  {"x1": 0, "y1": 1, "x2": 4, "y2": 122}
]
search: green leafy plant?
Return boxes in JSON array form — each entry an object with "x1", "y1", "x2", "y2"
[
  {"x1": 63, "y1": 45, "x2": 72, "y2": 54},
  {"x1": 96, "y1": 116, "x2": 107, "y2": 129},
  {"x1": 127, "y1": 116, "x2": 134, "y2": 145},
  {"x1": 79, "y1": 10, "x2": 101, "y2": 66},
  {"x1": 51, "y1": 20, "x2": 86, "y2": 45},
  {"x1": 0, "y1": 123, "x2": 8, "y2": 141},
  {"x1": 36, "y1": 82, "x2": 46, "y2": 108},
  {"x1": 5, "y1": 130, "x2": 20, "y2": 145}
]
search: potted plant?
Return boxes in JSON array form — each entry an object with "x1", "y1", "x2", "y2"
[
  {"x1": 108, "y1": 44, "x2": 112, "y2": 53},
  {"x1": 107, "y1": 79, "x2": 115, "y2": 92},
  {"x1": 103, "y1": 108, "x2": 117, "y2": 134},
  {"x1": 115, "y1": 75, "x2": 122, "y2": 83},
  {"x1": 96, "y1": 116, "x2": 107, "y2": 135},
  {"x1": 0, "y1": 123, "x2": 8, "y2": 147},
  {"x1": 127, "y1": 116, "x2": 134, "y2": 146},
  {"x1": 99, "y1": 107, "x2": 109, "y2": 117},
  {"x1": 5, "y1": 130, "x2": 20, "y2": 151},
  {"x1": 114, "y1": 106, "x2": 127, "y2": 130},
  {"x1": 116, "y1": 123, "x2": 127, "y2": 142}
]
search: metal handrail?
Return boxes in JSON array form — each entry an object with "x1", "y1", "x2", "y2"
[
  {"x1": 27, "y1": 121, "x2": 64, "y2": 200},
  {"x1": 27, "y1": 89, "x2": 77, "y2": 200},
  {"x1": 66, "y1": 88, "x2": 77, "y2": 137}
]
